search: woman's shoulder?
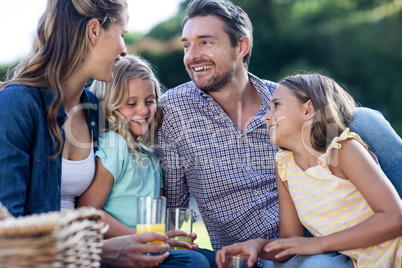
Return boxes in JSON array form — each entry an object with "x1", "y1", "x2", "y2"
[
  {"x1": 0, "y1": 84, "x2": 47, "y2": 114},
  {"x1": 0, "y1": 84, "x2": 41, "y2": 102}
]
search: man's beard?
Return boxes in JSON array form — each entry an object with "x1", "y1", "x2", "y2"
[{"x1": 191, "y1": 65, "x2": 236, "y2": 93}]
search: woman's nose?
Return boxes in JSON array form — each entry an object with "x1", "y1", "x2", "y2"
[{"x1": 120, "y1": 48, "x2": 127, "y2": 57}]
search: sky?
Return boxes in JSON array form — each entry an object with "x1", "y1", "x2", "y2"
[{"x1": 0, "y1": 0, "x2": 182, "y2": 65}]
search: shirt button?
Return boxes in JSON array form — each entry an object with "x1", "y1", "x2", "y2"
[
  {"x1": 261, "y1": 209, "x2": 266, "y2": 214},
  {"x1": 91, "y1": 121, "x2": 95, "y2": 126},
  {"x1": 254, "y1": 190, "x2": 260, "y2": 195}
]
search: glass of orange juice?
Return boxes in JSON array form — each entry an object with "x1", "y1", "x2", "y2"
[
  {"x1": 167, "y1": 208, "x2": 193, "y2": 249},
  {"x1": 137, "y1": 196, "x2": 166, "y2": 244}
]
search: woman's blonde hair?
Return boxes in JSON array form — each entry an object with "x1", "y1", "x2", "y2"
[
  {"x1": 91, "y1": 54, "x2": 162, "y2": 153},
  {"x1": 0, "y1": 0, "x2": 128, "y2": 157},
  {"x1": 279, "y1": 73, "x2": 357, "y2": 151}
]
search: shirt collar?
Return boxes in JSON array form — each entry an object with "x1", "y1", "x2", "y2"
[
  {"x1": 248, "y1": 72, "x2": 274, "y2": 111},
  {"x1": 193, "y1": 72, "x2": 274, "y2": 105}
]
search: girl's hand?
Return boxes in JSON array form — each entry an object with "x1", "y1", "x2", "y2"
[
  {"x1": 101, "y1": 232, "x2": 170, "y2": 267},
  {"x1": 216, "y1": 239, "x2": 268, "y2": 268},
  {"x1": 165, "y1": 230, "x2": 199, "y2": 250},
  {"x1": 188, "y1": 232, "x2": 199, "y2": 250},
  {"x1": 264, "y1": 236, "x2": 325, "y2": 259}
]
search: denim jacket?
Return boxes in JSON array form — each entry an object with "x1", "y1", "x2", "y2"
[{"x1": 0, "y1": 84, "x2": 99, "y2": 217}]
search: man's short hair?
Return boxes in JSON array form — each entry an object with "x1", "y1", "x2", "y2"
[{"x1": 183, "y1": 0, "x2": 253, "y2": 69}]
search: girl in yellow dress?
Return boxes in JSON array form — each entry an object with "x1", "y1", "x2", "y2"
[{"x1": 216, "y1": 74, "x2": 402, "y2": 268}]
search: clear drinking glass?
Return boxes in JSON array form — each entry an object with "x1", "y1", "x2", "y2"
[
  {"x1": 224, "y1": 254, "x2": 249, "y2": 268},
  {"x1": 167, "y1": 208, "x2": 193, "y2": 249},
  {"x1": 137, "y1": 196, "x2": 167, "y2": 244}
]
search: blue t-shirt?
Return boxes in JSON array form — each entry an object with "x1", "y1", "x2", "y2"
[{"x1": 96, "y1": 131, "x2": 162, "y2": 229}]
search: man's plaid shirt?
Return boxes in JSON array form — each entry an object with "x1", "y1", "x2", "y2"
[{"x1": 155, "y1": 73, "x2": 280, "y2": 250}]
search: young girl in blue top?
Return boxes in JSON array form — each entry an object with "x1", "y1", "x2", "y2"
[
  {"x1": 78, "y1": 54, "x2": 163, "y2": 236},
  {"x1": 78, "y1": 54, "x2": 209, "y2": 267}
]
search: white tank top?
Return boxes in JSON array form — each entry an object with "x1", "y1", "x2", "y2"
[{"x1": 61, "y1": 142, "x2": 95, "y2": 211}]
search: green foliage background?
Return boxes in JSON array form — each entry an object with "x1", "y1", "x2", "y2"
[
  {"x1": 132, "y1": 0, "x2": 402, "y2": 136},
  {"x1": 1, "y1": 0, "x2": 401, "y2": 136}
]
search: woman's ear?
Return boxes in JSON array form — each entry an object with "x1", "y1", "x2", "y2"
[
  {"x1": 304, "y1": 100, "x2": 316, "y2": 121},
  {"x1": 88, "y1": 18, "x2": 101, "y2": 46}
]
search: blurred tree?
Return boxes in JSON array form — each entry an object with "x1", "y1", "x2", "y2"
[
  {"x1": 125, "y1": 32, "x2": 144, "y2": 45},
  {"x1": 0, "y1": 66, "x2": 8, "y2": 81},
  {"x1": 147, "y1": 15, "x2": 185, "y2": 41},
  {"x1": 275, "y1": 0, "x2": 402, "y2": 123},
  {"x1": 126, "y1": 0, "x2": 401, "y2": 134}
]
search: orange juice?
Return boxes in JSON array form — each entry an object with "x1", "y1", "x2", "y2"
[
  {"x1": 170, "y1": 235, "x2": 192, "y2": 249},
  {"x1": 136, "y1": 223, "x2": 166, "y2": 244}
]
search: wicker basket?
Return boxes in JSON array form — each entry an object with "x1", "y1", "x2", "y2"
[{"x1": 0, "y1": 203, "x2": 108, "y2": 267}]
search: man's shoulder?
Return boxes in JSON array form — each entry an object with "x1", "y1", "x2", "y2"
[
  {"x1": 160, "y1": 81, "x2": 203, "y2": 104},
  {"x1": 248, "y1": 73, "x2": 277, "y2": 104},
  {"x1": 249, "y1": 73, "x2": 277, "y2": 91},
  {"x1": 260, "y1": 79, "x2": 278, "y2": 89}
]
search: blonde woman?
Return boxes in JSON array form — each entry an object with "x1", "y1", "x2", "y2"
[{"x1": 0, "y1": 0, "x2": 193, "y2": 267}]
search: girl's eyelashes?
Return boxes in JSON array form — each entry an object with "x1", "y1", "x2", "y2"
[
  {"x1": 126, "y1": 100, "x2": 155, "y2": 107},
  {"x1": 126, "y1": 94, "x2": 156, "y2": 107},
  {"x1": 269, "y1": 101, "x2": 279, "y2": 110}
]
